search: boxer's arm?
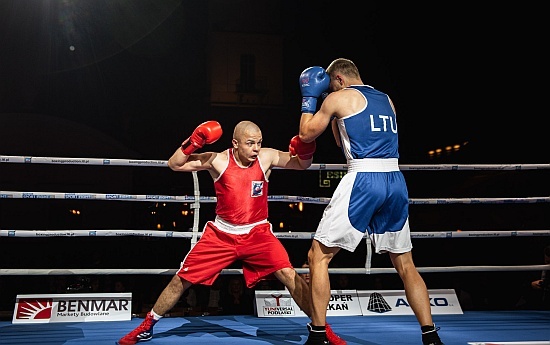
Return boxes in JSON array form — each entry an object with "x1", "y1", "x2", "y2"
[
  {"x1": 167, "y1": 149, "x2": 218, "y2": 172},
  {"x1": 299, "y1": 91, "x2": 338, "y2": 143},
  {"x1": 265, "y1": 147, "x2": 311, "y2": 171},
  {"x1": 331, "y1": 118, "x2": 341, "y2": 147},
  {"x1": 168, "y1": 121, "x2": 223, "y2": 172}
]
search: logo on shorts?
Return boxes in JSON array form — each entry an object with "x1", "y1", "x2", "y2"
[
  {"x1": 251, "y1": 181, "x2": 263, "y2": 197},
  {"x1": 16, "y1": 298, "x2": 53, "y2": 320}
]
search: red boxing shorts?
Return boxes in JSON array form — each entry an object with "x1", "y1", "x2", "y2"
[{"x1": 176, "y1": 221, "x2": 293, "y2": 288}]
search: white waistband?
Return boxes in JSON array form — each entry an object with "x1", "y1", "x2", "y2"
[
  {"x1": 212, "y1": 216, "x2": 268, "y2": 235},
  {"x1": 347, "y1": 158, "x2": 399, "y2": 172}
]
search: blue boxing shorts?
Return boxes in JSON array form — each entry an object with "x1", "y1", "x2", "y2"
[{"x1": 313, "y1": 158, "x2": 413, "y2": 254}]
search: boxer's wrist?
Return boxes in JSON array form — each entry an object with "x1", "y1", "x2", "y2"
[{"x1": 180, "y1": 138, "x2": 196, "y2": 155}]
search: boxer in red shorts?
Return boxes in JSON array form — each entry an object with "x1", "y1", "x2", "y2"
[{"x1": 117, "y1": 120, "x2": 346, "y2": 345}]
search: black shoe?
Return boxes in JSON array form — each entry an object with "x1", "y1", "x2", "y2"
[
  {"x1": 422, "y1": 324, "x2": 443, "y2": 345},
  {"x1": 305, "y1": 323, "x2": 329, "y2": 345}
]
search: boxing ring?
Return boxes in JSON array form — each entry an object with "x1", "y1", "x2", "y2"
[{"x1": 0, "y1": 155, "x2": 549, "y2": 345}]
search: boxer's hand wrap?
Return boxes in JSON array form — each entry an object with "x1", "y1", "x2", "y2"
[
  {"x1": 181, "y1": 120, "x2": 223, "y2": 155},
  {"x1": 299, "y1": 66, "x2": 330, "y2": 113},
  {"x1": 289, "y1": 135, "x2": 316, "y2": 160}
]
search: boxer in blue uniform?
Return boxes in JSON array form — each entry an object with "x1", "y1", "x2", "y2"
[{"x1": 298, "y1": 59, "x2": 444, "y2": 345}]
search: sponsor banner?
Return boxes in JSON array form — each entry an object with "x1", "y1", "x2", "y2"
[
  {"x1": 358, "y1": 289, "x2": 462, "y2": 316},
  {"x1": 13, "y1": 293, "x2": 132, "y2": 324},
  {"x1": 255, "y1": 289, "x2": 362, "y2": 317},
  {"x1": 254, "y1": 289, "x2": 461, "y2": 317}
]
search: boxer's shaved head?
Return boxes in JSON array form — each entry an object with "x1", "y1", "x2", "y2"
[{"x1": 233, "y1": 121, "x2": 261, "y2": 140}]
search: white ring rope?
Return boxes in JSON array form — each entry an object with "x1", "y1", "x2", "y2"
[
  {"x1": 1, "y1": 230, "x2": 549, "y2": 239},
  {"x1": 1, "y1": 155, "x2": 550, "y2": 171},
  {"x1": 1, "y1": 265, "x2": 549, "y2": 276},
  {"x1": 1, "y1": 191, "x2": 548, "y2": 205},
  {"x1": 1, "y1": 228, "x2": 548, "y2": 276},
  {"x1": 1, "y1": 155, "x2": 548, "y2": 277}
]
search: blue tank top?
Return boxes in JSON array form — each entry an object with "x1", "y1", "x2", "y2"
[{"x1": 335, "y1": 85, "x2": 400, "y2": 160}]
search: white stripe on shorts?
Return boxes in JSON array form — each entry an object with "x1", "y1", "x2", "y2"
[{"x1": 347, "y1": 158, "x2": 399, "y2": 173}]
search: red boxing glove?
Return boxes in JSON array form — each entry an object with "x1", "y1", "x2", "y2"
[
  {"x1": 289, "y1": 135, "x2": 316, "y2": 160},
  {"x1": 181, "y1": 121, "x2": 223, "y2": 155}
]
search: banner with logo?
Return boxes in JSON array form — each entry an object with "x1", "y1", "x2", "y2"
[
  {"x1": 12, "y1": 293, "x2": 132, "y2": 324},
  {"x1": 254, "y1": 289, "x2": 461, "y2": 317},
  {"x1": 255, "y1": 289, "x2": 362, "y2": 317},
  {"x1": 358, "y1": 289, "x2": 462, "y2": 316}
]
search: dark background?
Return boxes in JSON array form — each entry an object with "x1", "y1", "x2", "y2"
[
  {"x1": 0, "y1": 0, "x2": 548, "y2": 315},
  {"x1": 1, "y1": 0, "x2": 547, "y2": 162}
]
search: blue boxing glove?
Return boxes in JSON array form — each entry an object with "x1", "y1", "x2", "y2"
[{"x1": 299, "y1": 66, "x2": 330, "y2": 113}]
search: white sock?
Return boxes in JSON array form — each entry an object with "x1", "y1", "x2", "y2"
[{"x1": 150, "y1": 309, "x2": 163, "y2": 320}]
